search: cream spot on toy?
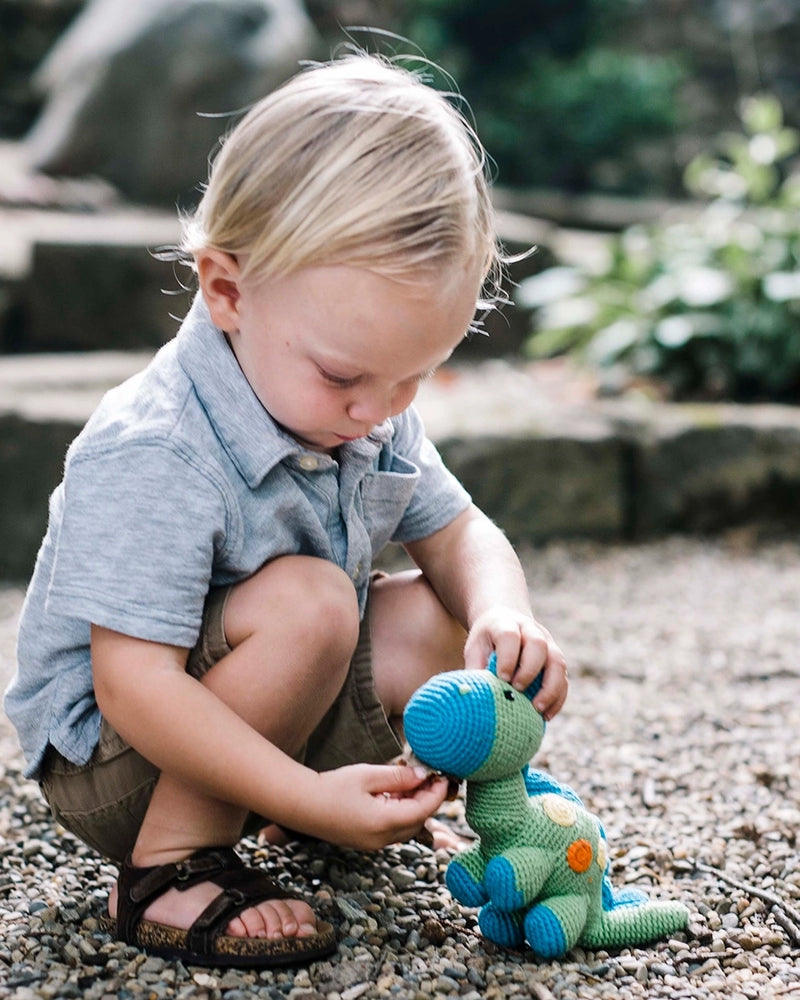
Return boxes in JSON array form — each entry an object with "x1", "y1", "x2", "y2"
[
  {"x1": 459, "y1": 683, "x2": 471, "y2": 695},
  {"x1": 541, "y1": 793, "x2": 578, "y2": 826},
  {"x1": 596, "y1": 837, "x2": 608, "y2": 873}
]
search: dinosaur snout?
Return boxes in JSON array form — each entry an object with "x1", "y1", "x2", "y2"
[{"x1": 404, "y1": 670, "x2": 495, "y2": 778}]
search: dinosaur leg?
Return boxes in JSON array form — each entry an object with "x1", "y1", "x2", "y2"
[
  {"x1": 478, "y1": 902, "x2": 526, "y2": 948},
  {"x1": 484, "y1": 846, "x2": 553, "y2": 912},
  {"x1": 581, "y1": 900, "x2": 688, "y2": 950},
  {"x1": 524, "y1": 894, "x2": 589, "y2": 960},
  {"x1": 446, "y1": 844, "x2": 488, "y2": 907}
]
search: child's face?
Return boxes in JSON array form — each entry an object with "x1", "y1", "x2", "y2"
[{"x1": 208, "y1": 261, "x2": 480, "y2": 452}]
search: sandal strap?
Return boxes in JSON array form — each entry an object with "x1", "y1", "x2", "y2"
[
  {"x1": 185, "y1": 867, "x2": 297, "y2": 955},
  {"x1": 116, "y1": 846, "x2": 296, "y2": 947}
]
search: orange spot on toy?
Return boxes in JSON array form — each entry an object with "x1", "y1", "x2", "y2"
[{"x1": 567, "y1": 839, "x2": 593, "y2": 873}]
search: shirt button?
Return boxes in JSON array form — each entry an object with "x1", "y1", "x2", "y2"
[
  {"x1": 352, "y1": 562, "x2": 362, "y2": 580},
  {"x1": 298, "y1": 454, "x2": 319, "y2": 471}
]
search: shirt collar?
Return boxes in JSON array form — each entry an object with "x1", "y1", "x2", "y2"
[
  {"x1": 175, "y1": 295, "x2": 394, "y2": 485},
  {"x1": 176, "y1": 295, "x2": 300, "y2": 486}
]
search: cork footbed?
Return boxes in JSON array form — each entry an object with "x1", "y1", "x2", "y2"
[{"x1": 98, "y1": 912, "x2": 336, "y2": 967}]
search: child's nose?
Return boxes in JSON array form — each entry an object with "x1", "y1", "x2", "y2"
[{"x1": 347, "y1": 390, "x2": 395, "y2": 426}]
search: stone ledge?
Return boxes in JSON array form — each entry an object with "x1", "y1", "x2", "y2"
[
  {"x1": 0, "y1": 178, "x2": 593, "y2": 357},
  {"x1": 3, "y1": 353, "x2": 800, "y2": 580},
  {"x1": 420, "y1": 365, "x2": 800, "y2": 544}
]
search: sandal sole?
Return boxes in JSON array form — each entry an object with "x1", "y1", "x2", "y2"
[{"x1": 98, "y1": 914, "x2": 337, "y2": 968}]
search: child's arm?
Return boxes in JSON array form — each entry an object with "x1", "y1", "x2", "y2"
[
  {"x1": 404, "y1": 504, "x2": 568, "y2": 720},
  {"x1": 91, "y1": 625, "x2": 449, "y2": 849}
]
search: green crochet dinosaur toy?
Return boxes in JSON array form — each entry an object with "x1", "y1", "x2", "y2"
[{"x1": 403, "y1": 655, "x2": 688, "y2": 958}]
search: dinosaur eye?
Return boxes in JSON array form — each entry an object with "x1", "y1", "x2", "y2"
[{"x1": 503, "y1": 690, "x2": 515, "y2": 701}]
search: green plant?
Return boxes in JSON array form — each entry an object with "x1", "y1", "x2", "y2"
[
  {"x1": 397, "y1": 0, "x2": 683, "y2": 193},
  {"x1": 522, "y1": 94, "x2": 800, "y2": 401}
]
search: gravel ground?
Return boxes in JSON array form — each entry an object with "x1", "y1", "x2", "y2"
[{"x1": 2, "y1": 536, "x2": 800, "y2": 999}]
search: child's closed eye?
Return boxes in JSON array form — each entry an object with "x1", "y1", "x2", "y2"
[
  {"x1": 318, "y1": 365, "x2": 437, "y2": 389},
  {"x1": 318, "y1": 367, "x2": 361, "y2": 388}
]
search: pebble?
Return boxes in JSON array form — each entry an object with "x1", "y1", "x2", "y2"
[
  {"x1": 388, "y1": 866, "x2": 417, "y2": 890},
  {"x1": 341, "y1": 985, "x2": 371, "y2": 1000},
  {"x1": 649, "y1": 963, "x2": 676, "y2": 977},
  {"x1": 2, "y1": 540, "x2": 800, "y2": 999}
]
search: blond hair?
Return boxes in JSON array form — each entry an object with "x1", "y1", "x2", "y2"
[{"x1": 182, "y1": 54, "x2": 501, "y2": 307}]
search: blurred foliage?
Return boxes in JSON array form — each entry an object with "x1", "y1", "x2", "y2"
[
  {"x1": 397, "y1": 0, "x2": 684, "y2": 192},
  {"x1": 521, "y1": 94, "x2": 800, "y2": 401}
]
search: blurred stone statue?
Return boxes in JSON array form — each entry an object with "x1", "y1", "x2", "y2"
[{"x1": 25, "y1": 0, "x2": 321, "y2": 205}]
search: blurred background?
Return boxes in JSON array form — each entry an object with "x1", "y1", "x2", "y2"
[
  {"x1": 5, "y1": 0, "x2": 800, "y2": 201},
  {"x1": 4, "y1": 0, "x2": 800, "y2": 576},
  {"x1": 4, "y1": 0, "x2": 800, "y2": 395}
]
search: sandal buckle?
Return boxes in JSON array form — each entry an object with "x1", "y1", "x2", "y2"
[{"x1": 174, "y1": 861, "x2": 192, "y2": 881}]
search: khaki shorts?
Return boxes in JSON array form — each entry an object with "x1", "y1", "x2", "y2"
[{"x1": 40, "y1": 579, "x2": 402, "y2": 863}]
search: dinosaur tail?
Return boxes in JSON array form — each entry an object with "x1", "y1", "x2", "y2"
[{"x1": 581, "y1": 900, "x2": 689, "y2": 950}]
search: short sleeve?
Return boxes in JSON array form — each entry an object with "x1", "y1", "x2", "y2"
[
  {"x1": 46, "y1": 442, "x2": 234, "y2": 647},
  {"x1": 389, "y1": 406, "x2": 471, "y2": 544}
]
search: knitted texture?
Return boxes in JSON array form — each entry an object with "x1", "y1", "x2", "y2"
[{"x1": 403, "y1": 655, "x2": 689, "y2": 959}]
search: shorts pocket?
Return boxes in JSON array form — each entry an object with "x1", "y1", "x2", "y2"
[
  {"x1": 40, "y1": 719, "x2": 159, "y2": 863},
  {"x1": 47, "y1": 775, "x2": 157, "y2": 863}
]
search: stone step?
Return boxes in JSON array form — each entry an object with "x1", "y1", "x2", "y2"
[
  {"x1": 0, "y1": 351, "x2": 154, "y2": 580},
  {"x1": 0, "y1": 210, "x2": 552, "y2": 356},
  {"x1": 3, "y1": 351, "x2": 800, "y2": 581},
  {"x1": 0, "y1": 138, "x2": 605, "y2": 359}
]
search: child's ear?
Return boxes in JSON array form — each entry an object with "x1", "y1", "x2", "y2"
[{"x1": 195, "y1": 249, "x2": 242, "y2": 332}]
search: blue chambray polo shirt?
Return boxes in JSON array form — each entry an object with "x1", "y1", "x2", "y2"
[{"x1": 6, "y1": 295, "x2": 471, "y2": 779}]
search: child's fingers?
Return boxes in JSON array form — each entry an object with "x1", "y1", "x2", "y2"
[
  {"x1": 531, "y1": 650, "x2": 570, "y2": 720},
  {"x1": 366, "y1": 763, "x2": 435, "y2": 796},
  {"x1": 509, "y1": 629, "x2": 549, "y2": 690},
  {"x1": 383, "y1": 775, "x2": 450, "y2": 832},
  {"x1": 492, "y1": 631, "x2": 524, "y2": 682},
  {"x1": 462, "y1": 633, "x2": 493, "y2": 672},
  {"x1": 314, "y1": 764, "x2": 452, "y2": 849},
  {"x1": 374, "y1": 766, "x2": 449, "y2": 809}
]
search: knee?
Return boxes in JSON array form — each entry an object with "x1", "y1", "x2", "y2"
[
  {"x1": 227, "y1": 556, "x2": 360, "y2": 662},
  {"x1": 289, "y1": 557, "x2": 361, "y2": 656}
]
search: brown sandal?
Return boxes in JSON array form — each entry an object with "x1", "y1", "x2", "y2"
[{"x1": 105, "y1": 846, "x2": 336, "y2": 967}]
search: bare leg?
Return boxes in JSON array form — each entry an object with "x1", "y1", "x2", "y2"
[
  {"x1": 370, "y1": 569, "x2": 466, "y2": 726},
  {"x1": 369, "y1": 569, "x2": 470, "y2": 851},
  {"x1": 109, "y1": 556, "x2": 359, "y2": 939}
]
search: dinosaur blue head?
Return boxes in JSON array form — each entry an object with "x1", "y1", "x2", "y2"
[{"x1": 403, "y1": 654, "x2": 546, "y2": 782}]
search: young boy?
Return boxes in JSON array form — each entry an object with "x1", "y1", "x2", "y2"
[{"x1": 6, "y1": 54, "x2": 568, "y2": 967}]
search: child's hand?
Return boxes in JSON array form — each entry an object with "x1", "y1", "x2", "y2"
[
  {"x1": 463, "y1": 607, "x2": 569, "y2": 720},
  {"x1": 304, "y1": 763, "x2": 450, "y2": 850}
]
